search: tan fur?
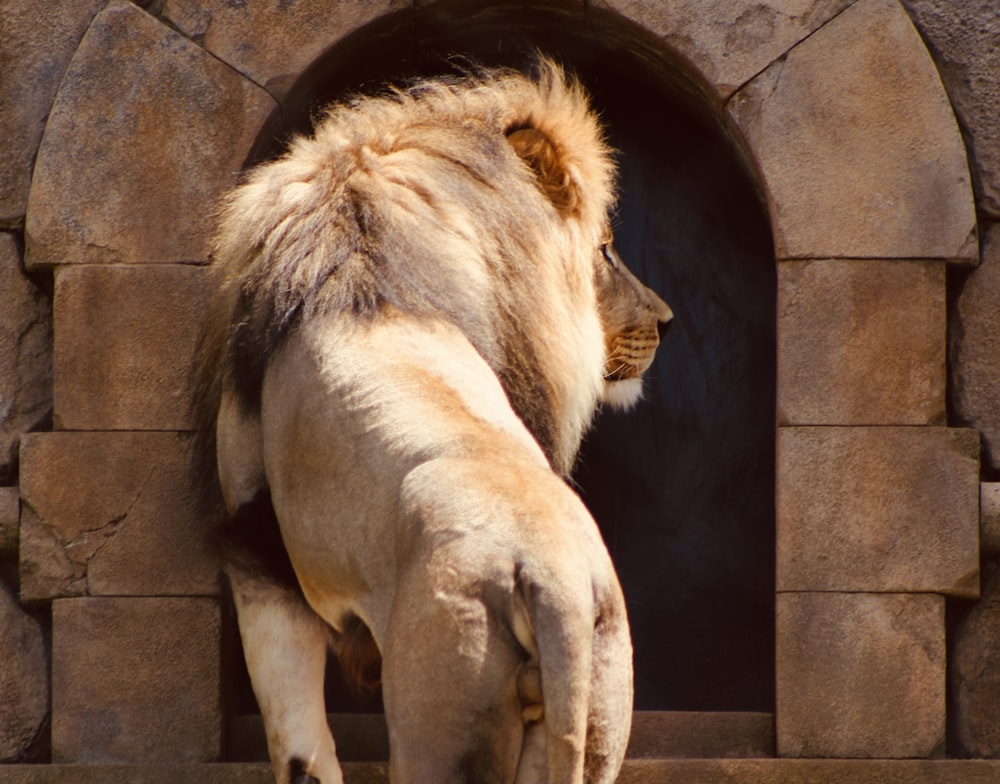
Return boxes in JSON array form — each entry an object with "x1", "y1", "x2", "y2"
[{"x1": 197, "y1": 59, "x2": 670, "y2": 784}]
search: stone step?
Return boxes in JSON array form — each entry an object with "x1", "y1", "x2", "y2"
[
  {"x1": 226, "y1": 711, "x2": 775, "y2": 762},
  {"x1": 4, "y1": 760, "x2": 1000, "y2": 784}
]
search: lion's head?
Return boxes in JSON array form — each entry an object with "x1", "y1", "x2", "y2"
[
  {"x1": 199, "y1": 57, "x2": 671, "y2": 479},
  {"x1": 596, "y1": 240, "x2": 673, "y2": 411}
]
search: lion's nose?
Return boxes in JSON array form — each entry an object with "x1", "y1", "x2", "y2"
[{"x1": 657, "y1": 317, "x2": 672, "y2": 341}]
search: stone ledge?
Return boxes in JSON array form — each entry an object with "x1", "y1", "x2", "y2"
[
  {"x1": 5, "y1": 760, "x2": 1000, "y2": 783},
  {"x1": 227, "y1": 711, "x2": 775, "y2": 763}
]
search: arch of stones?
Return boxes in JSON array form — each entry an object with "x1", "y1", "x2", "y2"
[{"x1": 3, "y1": 0, "x2": 988, "y2": 773}]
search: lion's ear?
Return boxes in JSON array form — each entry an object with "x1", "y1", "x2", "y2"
[{"x1": 507, "y1": 127, "x2": 581, "y2": 217}]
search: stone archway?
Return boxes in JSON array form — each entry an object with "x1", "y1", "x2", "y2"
[{"x1": 17, "y1": 0, "x2": 979, "y2": 766}]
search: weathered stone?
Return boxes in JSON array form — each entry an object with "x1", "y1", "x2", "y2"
[
  {"x1": 901, "y1": 1, "x2": 1000, "y2": 218},
  {"x1": 981, "y1": 483, "x2": 1000, "y2": 557},
  {"x1": 24, "y1": 1, "x2": 275, "y2": 267},
  {"x1": 777, "y1": 260, "x2": 945, "y2": 425},
  {"x1": 625, "y1": 712, "x2": 773, "y2": 759},
  {"x1": 0, "y1": 486, "x2": 18, "y2": 558},
  {"x1": 163, "y1": 0, "x2": 408, "y2": 100},
  {"x1": 592, "y1": 0, "x2": 853, "y2": 98},
  {"x1": 0, "y1": 234, "x2": 51, "y2": 482},
  {"x1": 0, "y1": 580, "x2": 48, "y2": 761},
  {"x1": 951, "y1": 565, "x2": 1000, "y2": 757},
  {"x1": 776, "y1": 592, "x2": 945, "y2": 759},
  {"x1": 12, "y1": 760, "x2": 1000, "y2": 784},
  {"x1": 51, "y1": 596, "x2": 220, "y2": 763},
  {"x1": 777, "y1": 427, "x2": 979, "y2": 596},
  {"x1": 52, "y1": 264, "x2": 211, "y2": 431},
  {"x1": 951, "y1": 223, "x2": 1000, "y2": 471},
  {"x1": 729, "y1": 0, "x2": 976, "y2": 262},
  {"x1": 19, "y1": 432, "x2": 219, "y2": 601},
  {"x1": 233, "y1": 710, "x2": 775, "y2": 764},
  {"x1": 0, "y1": 0, "x2": 105, "y2": 224}
]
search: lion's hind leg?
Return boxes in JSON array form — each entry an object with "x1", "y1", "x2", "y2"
[
  {"x1": 381, "y1": 566, "x2": 526, "y2": 784},
  {"x1": 224, "y1": 496, "x2": 343, "y2": 784}
]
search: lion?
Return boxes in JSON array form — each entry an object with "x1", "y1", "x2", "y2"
[{"x1": 195, "y1": 58, "x2": 672, "y2": 784}]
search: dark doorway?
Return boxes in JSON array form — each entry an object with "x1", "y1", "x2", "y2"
[{"x1": 241, "y1": 1, "x2": 776, "y2": 715}]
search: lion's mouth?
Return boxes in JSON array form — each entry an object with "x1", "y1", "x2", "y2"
[{"x1": 603, "y1": 361, "x2": 639, "y2": 382}]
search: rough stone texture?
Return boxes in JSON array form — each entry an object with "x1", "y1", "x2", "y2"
[
  {"x1": 0, "y1": 0, "x2": 105, "y2": 224},
  {"x1": 728, "y1": 0, "x2": 977, "y2": 262},
  {"x1": 232, "y1": 711, "x2": 773, "y2": 763},
  {"x1": 951, "y1": 223, "x2": 1000, "y2": 472},
  {"x1": 24, "y1": 1, "x2": 276, "y2": 268},
  {"x1": 19, "y1": 432, "x2": 219, "y2": 601},
  {"x1": 9, "y1": 760, "x2": 1000, "y2": 784},
  {"x1": 0, "y1": 580, "x2": 48, "y2": 762},
  {"x1": 776, "y1": 592, "x2": 945, "y2": 759},
  {"x1": 0, "y1": 234, "x2": 51, "y2": 482},
  {"x1": 618, "y1": 759, "x2": 1000, "y2": 783},
  {"x1": 52, "y1": 264, "x2": 212, "y2": 431},
  {"x1": 625, "y1": 712, "x2": 773, "y2": 759},
  {"x1": 951, "y1": 564, "x2": 1000, "y2": 758},
  {"x1": 592, "y1": 0, "x2": 853, "y2": 98},
  {"x1": 777, "y1": 260, "x2": 945, "y2": 425},
  {"x1": 51, "y1": 597, "x2": 220, "y2": 763},
  {"x1": 163, "y1": 0, "x2": 409, "y2": 100},
  {"x1": 777, "y1": 427, "x2": 979, "y2": 596},
  {"x1": 981, "y1": 483, "x2": 1000, "y2": 556},
  {"x1": 0, "y1": 487, "x2": 18, "y2": 558},
  {"x1": 901, "y1": 1, "x2": 1000, "y2": 218}
]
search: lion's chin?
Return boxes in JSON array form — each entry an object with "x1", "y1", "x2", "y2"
[{"x1": 601, "y1": 377, "x2": 644, "y2": 411}]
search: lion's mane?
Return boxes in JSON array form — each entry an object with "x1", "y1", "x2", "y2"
[{"x1": 198, "y1": 59, "x2": 617, "y2": 479}]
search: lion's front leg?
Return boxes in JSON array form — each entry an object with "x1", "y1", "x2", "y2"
[{"x1": 230, "y1": 573, "x2": 343, "y2": 784}]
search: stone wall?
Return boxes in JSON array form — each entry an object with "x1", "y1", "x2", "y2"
[
  {"x1": 1, "y1": 0, "x2": 998, "y2": 767},
  {"x1": 899, "y1": 1, "x2": 1000, "y2": 756}
]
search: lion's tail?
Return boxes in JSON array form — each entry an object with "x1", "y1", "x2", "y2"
[{"x1": 514, "y1": 557, "x2": 631, "y2": 784}]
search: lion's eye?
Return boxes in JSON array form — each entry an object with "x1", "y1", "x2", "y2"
[{"x1": 601, "y1": 242, "x2": 620, "y2": 269}]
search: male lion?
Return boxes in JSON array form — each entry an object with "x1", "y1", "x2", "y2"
[{"x1": 196, "y1": 59, "x2": 672, "y2": 784}]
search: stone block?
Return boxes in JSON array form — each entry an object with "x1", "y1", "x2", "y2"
[
  {"x1": 0, "y1": 580, "x2": 48, "y2": 761},
  {"x1": 24, "y1": 1, "x2": 275, "y2": 267},
  {"x1": 728, "y1": 0, "x2": 976, "y2": 262},
  {"x1": 777, "y1": 427, "x2": 979, "y2": 596},
  {"x1": 902, "y1": 1, "x2": 1000, "y2": 218},
  {"x1": 951, "y1": 564, "x2": 1000, "y2": 757},
  {"x1": 950, "y1": 223, "x2": 1000, "y2": 472},
  {"x1": 19, "y1": 432, "x2": 219, "y2": 601},
  {"x1": 0, "y1": 486, "x2": 18, "y2": 558},
  {"x1": 981, "y1": 483, "x2": 1000, "y2": 557},
  {"x1": 0, "y1": 0, "x2": 105, "y2": 224},
  {"x1": 776, "y1": 592, "x2": 945, "y2": 759},
  {"x1": 53, "y1": 264, "x2": 211, "y2": 431},
  {"x1": 592, "y1": 0, "x2": 852, "y2": 98},
  {"x1": 0, "y1": 233, "x2": 51, "y2": 481},
  {"x1": 51, "y1": 596, "x2": 220, "y2": 763},
  {"x1": 777, "y1": 260, "x2": 945, "y2": 425},
  {"x1": 163, "y1": 0, "x2": 408, "y2": 100}
]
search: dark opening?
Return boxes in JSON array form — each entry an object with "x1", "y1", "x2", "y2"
[{"x1": 234, "y1": 1, "x2": 776, "y2": 716}]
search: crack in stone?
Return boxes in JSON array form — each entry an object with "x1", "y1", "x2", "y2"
[
  {"x1": 82, "y1": 466, "x2": 156, "y2": 592},
  {"x1": 24, "y1": 466, "x2": 157, "y2": 596}
]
